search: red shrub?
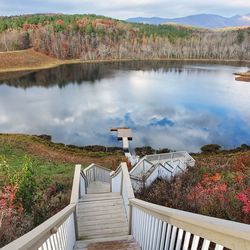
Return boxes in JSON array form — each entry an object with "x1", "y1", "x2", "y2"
[
  {"x1": 236, "y1": 187, "x2": 250, "y2": 223},
  {"x1": 0, "y1": 185, "x2": 31, "y2": 248}
]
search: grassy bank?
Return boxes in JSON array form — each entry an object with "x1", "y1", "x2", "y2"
[
  {"x1": 0, "y1": 133, "x2": 124, "y2": 170},
  {"x1": 0, "y1": 133, "x2": 123, "y2": 203}
]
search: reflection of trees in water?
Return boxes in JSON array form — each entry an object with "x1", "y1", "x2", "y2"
[
  {"x1": 0, "y1": 60, "x2": 245, "y2": 89},
  {"x1": 0, "y1": 63, "x2": 115, "y2": 89}
]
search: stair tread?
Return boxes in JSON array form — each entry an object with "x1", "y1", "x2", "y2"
[
  {"x1": 78, "y1": 232, "x2": 129, "y2": 240},
  {"x1": 76, "y1": 235, "x2": 133, "y2": 245},
  {"x1": 75, "y1": 236, "x2": 140, "y2": 250},
  {"x1": 80, "y1": 193, "x2": 121, "y2": 202},
  {"x1": 79, "y1": 217, "x2": 128, "y2": 226},
  {"x1": 78, "y1": 226, "x2": 128, "y2": 236},
  {"x1": 78, "y1": 221, "x2": 128, "y2": 231}
]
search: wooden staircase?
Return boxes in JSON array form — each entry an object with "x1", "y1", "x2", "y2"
[
  {"x1": 75, "y1": 181, "x2": 140, "y2": 249},
  {"x1": 3, "y1": 163, "x2": 250, "y2": 250}
]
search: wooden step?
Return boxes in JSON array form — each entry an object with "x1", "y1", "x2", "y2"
[
  {"x1": 87, "y1": 181, "x2": 111, "y2": 194},
  {"x1": 78, "y1": 206, "x2": 125, "y2": 216},
  {"x1": 81, "y1": 217, "x2": 128, "y2": 227},
  {"x1": 78, "y1": 226, "x2": 129, "y2": 239},
  {"x1": 75, "y1": 235, "x2": 140, "y2": 250},
  {"x1": 78, "y1": 212, "x2": 127, "y2": 222},
  {"x1": 78, "y1": 199, "x2": 123, "y2": 209},
  {"x1": 78, "y1": 221, "x2": 128, "y2": 232},
  {"x1": 80, "y1": 193, "x2": 121, "y2": 202}
]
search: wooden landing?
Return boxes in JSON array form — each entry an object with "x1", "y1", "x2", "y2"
[
  {"x1": 75, "y1": 235, "x2": 140, "y2": 250},
  {"x1": 87, "y1": 181, "x2": 110, "y2": 194},
  {"x1": 77, "y1": 192, "x2": 129, "y2": 240}
]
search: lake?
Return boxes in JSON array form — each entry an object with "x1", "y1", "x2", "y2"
[{"x1": 0, "y1": 61, "x2": 250, "y2": 152}]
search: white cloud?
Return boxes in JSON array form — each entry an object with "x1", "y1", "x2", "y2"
[
  {"x1": 0, "y1": 0, "x2": 250, "y2": 18},
  {"x1": 242, "y1": 16, "x2": 250, "y2": 21}
]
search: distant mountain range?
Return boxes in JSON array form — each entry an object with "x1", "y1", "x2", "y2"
[{"x1": 126, "y1": 14, "x2": 250, "y2": 29}]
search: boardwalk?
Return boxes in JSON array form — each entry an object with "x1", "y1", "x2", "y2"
[{"x1": 75, "y1": 181, "x2": 140, "y2": 250}]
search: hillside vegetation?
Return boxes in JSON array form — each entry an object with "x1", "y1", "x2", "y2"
[
  {"x1": 137, "y1": 147, "x2": 250, "y2": 224},
  {"x1": 0, "y1": 134, "x2": 124, "y2": 247},
  {"x1": 0, "y1": 14, "x2": 250, "y2": 61}
]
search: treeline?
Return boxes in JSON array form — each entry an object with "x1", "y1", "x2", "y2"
[{"x1": 0, "y1": 14, "x2": 250, "y2": 60}]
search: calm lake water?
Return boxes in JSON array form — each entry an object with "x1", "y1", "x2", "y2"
[{"x1": 0, "y1": 61, "x2": 250, "y2": 152}]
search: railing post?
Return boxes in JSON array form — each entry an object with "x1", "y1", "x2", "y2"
[
  {"x1": 128, "y1": 203, "x2": 133, "y2": 235},
  {"x1": 120, "y1": 171, "x2": 124, "y2": 195},
  {"x1": 73, "y1": 206, "x2": 78, "y2": 240}
]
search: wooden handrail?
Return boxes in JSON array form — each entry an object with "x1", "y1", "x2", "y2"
[
  {"x1": 130, "y1": 198, "x2": 250, "y2": 250},
  {"x1": 110, "y1": 163, "x2": 135, "y2": 198},
  {"x1": 1, "y1": 204, "x2": 76, "y2": 250},
  {"x1": 83, "y1": 163, "x2": 112, "y2": 174},
  {"x1": 120, "y1": 162, "x2": 135, "y2": 199},
  {"x1": 70, "y1": 164, "x2": 82, "y2": 204},
  {"x1": 110, "y1": 163, "x2": 122, "y2": 178}
]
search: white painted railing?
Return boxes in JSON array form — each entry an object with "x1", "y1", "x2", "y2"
[
  {"x1": 83, "y1": 163, "x2": 111, "y2": 184},
  {"x1": 130, "y1": 198, "x2": 250, "y2": 250},
  {"x1": 139, "y1": 151, "x2": 196, "y2": 167},
  {"x1": 111, "y1": 162, "x2": 250, "y2": 250},
  {"x1": 111, "y1": 162, "x2": 135, "y2": 219},
  {"x1": 130, "y1": 152, "x2": 195, "y2": 191},
  {"x1": 2, "y1": 164, "x2": 85, "y2": 250}
]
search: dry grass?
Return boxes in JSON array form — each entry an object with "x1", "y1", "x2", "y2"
[
  {"x1": 0, "y1": 133, "x2": 124, "y2": 169},
  {"x1": 0, "y1": 49, "x2": 62, "y2": 73}
]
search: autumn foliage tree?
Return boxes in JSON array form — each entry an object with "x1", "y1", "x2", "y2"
[{"x1": 0, "y1": 14, "x2": 250, "y2": 60}]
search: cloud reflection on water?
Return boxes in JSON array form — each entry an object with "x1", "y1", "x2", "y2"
[{"x1": 0, "y1": 61, "x2": 249, "y2": 152}]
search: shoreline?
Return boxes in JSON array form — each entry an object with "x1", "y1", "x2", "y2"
[
  {"x1": 1, "y1": 132, "x2": 249, "y2": 156},
  {"x1": 0, "y1": 49, "x2": 250, "y2": 74},
  {"x1": 234, "y1": 71, "x2": 250, "y2": 82}
]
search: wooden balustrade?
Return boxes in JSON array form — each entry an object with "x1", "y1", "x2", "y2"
[
  {"x1": 84, "y1": 163, "x2": 111, "y2": 184},
  {"x1": 130, "y1": 198, "x2": 250, "y2": 250},
  {"x1": 111, "y1": 162, "x2": 250, "y2": 250},
  {"x1": 111, "y1": 163, "x2": 135, "y2": 220}
]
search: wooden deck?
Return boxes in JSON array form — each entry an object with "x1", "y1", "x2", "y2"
[
  {"x1": 76, "y1": 181, "x2": 139, "y2": 249},
  {"x1": 86, "y1": 181, "x2": 110, "y2": 194}
]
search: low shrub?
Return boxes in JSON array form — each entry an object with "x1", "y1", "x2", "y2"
[
  {"x1": 136, "y1": 153, "x2": 250, "y2": 224},
  {"x1": 200, "y1": 144, "x2": 221, "y2": 153},
  {"x1": 0, "y1": 156, "x2": 70, "y2": 247}
]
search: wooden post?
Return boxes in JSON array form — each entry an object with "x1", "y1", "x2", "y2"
[
  {"x1": 128, "y1": 203, "x2": 133, "y2": 235},
  {"x1": 120, "y1": 171, "x2": 123, "y2": 195}
]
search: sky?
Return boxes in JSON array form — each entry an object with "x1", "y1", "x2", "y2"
[{"x1": 0, "y1": 0, "x2": 250, "y2": 19}]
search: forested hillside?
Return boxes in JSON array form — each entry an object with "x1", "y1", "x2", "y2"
[{"x1": 0, "y1": 14, "x2": 250, "y2": 60}]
